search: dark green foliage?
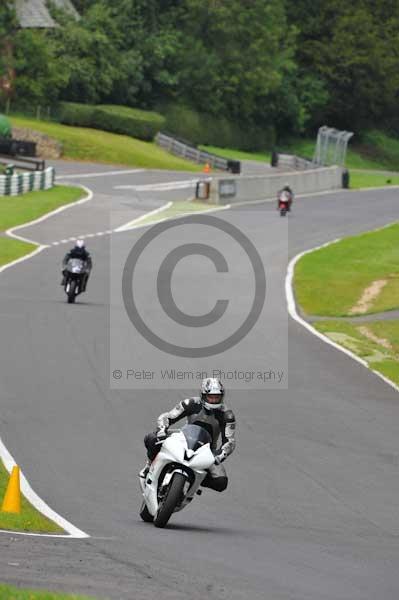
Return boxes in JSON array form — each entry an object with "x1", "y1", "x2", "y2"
[
  {"x1": 163, "y1": 104, "x2": 275, "y2": 151},
  {"x1": 5, "y1": 0, "x2": 399, "y2": 141},
  {"x1": 0, "y1": 113, "x2": 11, "y2": 137},
  {"x1": 59, "y1": 102, "x2": 165, "y2": 140},
  {"x1": 92, "y1": 105, "x2": 165, "y2": 141},
  {"x1": 59, "y1": 102, "x2": 96, "y2": 126},
  {"x1": 12, "y1": 29, "x2": 69, "y2": 106},
  {"x1": 286, "y1": 0, "x2": 399, "y2": 131}
]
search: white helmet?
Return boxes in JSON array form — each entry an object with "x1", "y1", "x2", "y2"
[
  {"x1": 201, "y1": 377, "x2": 225, "y2": 410},
  {"x1": 75, "y1": 239, "x2": 85, "y2": 248}
]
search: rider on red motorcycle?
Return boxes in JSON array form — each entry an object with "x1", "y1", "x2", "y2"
[{"x1": 277, "y1": 184, "x2": 294, "y2": 211}]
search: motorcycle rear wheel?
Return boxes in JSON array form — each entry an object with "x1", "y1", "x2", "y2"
[{"x1": 154, "y1": 472, "x2": 186, "y2": 528}]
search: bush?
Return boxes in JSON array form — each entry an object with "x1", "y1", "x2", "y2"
[
  {"x1": 92, "y1": 105, "x2": 165, "y2": 141},
  {"x1": 59, "y1": 102, "x2": 96, "y2": 127},
  {"x1": 162, "y1": 104, "x2": 275, "y2": 151},
  {"x1": 59, "y1": 103, "x2": 165, "y2": 141}
]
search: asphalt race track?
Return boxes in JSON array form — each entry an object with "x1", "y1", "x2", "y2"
[{"x1": 1, "y1": 164, "x2": 399, "y2": 600}]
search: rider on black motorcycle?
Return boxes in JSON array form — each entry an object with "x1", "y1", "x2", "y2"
[
  {"x1": 141, "y1": 378, "x2": 236, "y2": 492},
  {"x1": 61, "y1": 239, "x2": 92, "y2": 290}
]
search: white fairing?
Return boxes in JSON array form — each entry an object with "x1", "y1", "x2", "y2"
[{"x1": 140, "y1": 431, "x2": 215, "y2": 518}]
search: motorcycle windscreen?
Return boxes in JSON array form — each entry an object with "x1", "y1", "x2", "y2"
[{"x1": 181, "y1": 424, "x2": 212, "y2": 451}]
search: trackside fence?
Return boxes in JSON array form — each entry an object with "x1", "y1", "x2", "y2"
[{"x1": 155, "y1": 132, "x2": 240, "y2": 172}]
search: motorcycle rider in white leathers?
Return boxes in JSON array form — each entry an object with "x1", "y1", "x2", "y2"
[{"x1": 141, "y1": 378, "x2": 236, "y2": 492}]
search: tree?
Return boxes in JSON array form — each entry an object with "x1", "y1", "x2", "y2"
[
  {"x1": 13, "y1": 29, "x2": 69, "y2": 105},
  {"x1": 0, "y1": 3, "x2": 18, "y2": 104},
  {"x1": 286, "y1": 0, "x2": 399, "y2": 131},
  {"x1": 168, "y1": 0, "x2": 298, "y2": 131}
]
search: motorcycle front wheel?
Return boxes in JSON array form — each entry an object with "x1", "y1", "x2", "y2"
[
  {"x1": 139, "y1": 500, "x2": 154, "y2": 523},
  {"x1": 67, "y1": 280, "x2": 77, "y2": 303},
  {"x1": 154, "y1": 472, "x2": 186, "y2": 528}
]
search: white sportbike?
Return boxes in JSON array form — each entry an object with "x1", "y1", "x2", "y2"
[{"x1": 139, "y1": 424, "x2": 215, "y2": 528}]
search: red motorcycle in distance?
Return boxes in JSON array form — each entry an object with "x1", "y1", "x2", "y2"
[{"x1": 278, "y1": 190, "x2": 292, "y2": 217}]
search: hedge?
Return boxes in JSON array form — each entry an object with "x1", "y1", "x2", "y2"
[
  {"x1": 58, "y1": 101, "x2": 275, "y2": 150},
  {"x1": 59, "y1": 102, "x2": 165, "y2": 141},
  {"x1": 92, "y1": 105, "x2": 165, "y2": 141},
  {"x1": 59, "y1": 102, "x2": 95, "y2": 127}
]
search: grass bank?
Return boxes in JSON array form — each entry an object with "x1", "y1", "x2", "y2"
[
  {"x1": 11, "y1": 116, "x2": 201, "y2": 171},
  {"x1": 0, "y1": 583, "x2": 98, "y2": 600},
  {"x1": 294, "y1": 222, "x2": 399, "y2": 388},
  {"x1": 315, "y1": 320, "x2": 399, "y2": 387},
  {"x1": 349, "y1": 171, "x2": 399, "y2": 189},
  {"x1": 294, "y1": 223, "x2": 399, "y2": 317}
]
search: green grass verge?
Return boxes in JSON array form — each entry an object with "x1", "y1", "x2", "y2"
[
  {"x1": 133, "y1": 199, "x2": 221, "y2": 227},
  {"x1": 0, "y1": 238, "x2": 36, "y2": 267},
  {"x1": 0, "y1": 461, "x2": 63, "y2": 533},
  {"x1": 349, "y1": 171, "x2": 399, "y2": 189},
  {"x1": 200, "y1": 145, "x2": 271, "y2": 163},
  {"x1": 0, "y1": 185, "x2": 83, "y2": 268},
  {"x1": 0, "y1": 185, "x2": 83, "y2": 232},
  {"x1": 0, "y1": 583, "x2": 98, "y2": 600},
  {"x1": 294, "y1": 223, "x2": 399, "y2": 317},
  {"x1": 10, "y1": 116, "x2": 201, "y2": 171},
  {"x1": 315, "y1": 320, "x2": 399, "y2": 387}
]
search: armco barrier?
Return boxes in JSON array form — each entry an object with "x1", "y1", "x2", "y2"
[
  {"x1": 210, "y1": 166, "x2": 343, "y2": 205},
  {"x1": 155, "y1": 131, "x2": 240, "y2": 173},
  {"x1": 275, "y1": 153, "x2": 315, "y2": 170},
  {"x1": 0, "y1": 166, "x2": 55, "y2": 196}
]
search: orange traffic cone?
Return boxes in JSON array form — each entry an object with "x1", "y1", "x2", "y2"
[
  {"x1": 203, "y1": 162, "x2": 211, "y2": 173},
  {"x1": 1, "y1": 465, "x2": 21, "y2": 514}
]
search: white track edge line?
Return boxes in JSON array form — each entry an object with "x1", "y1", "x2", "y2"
[
  {"x1": 0, "y1": 186, "x2": 93, "y2": 538},
  {"x1": 114, "y1": 201, "x2": 173, "y2": 231},
  {"x1": 0, "y1": 435, "x2": 88, "y2": 538},
  {"x1": 6, "y1": 185, "x2": 93, "y2": 245},
  {"x1": 0, "y1": 245, "x2": 48, "y2": 274},
  {"x1": 58, "y1": 168, "x2": 144, "y2": 179},
  {"x1": 286, "y1": 225, "x2": 399, "y2": 395}
]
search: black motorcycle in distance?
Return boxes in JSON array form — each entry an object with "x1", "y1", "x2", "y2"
[{"x1": 64, "y1": 258, "x2": 88, "y2": 303}]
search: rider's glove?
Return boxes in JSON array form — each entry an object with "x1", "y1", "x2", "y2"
[{"x1": 156, "y1": 427, "x2": 167, "y2": 441}]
